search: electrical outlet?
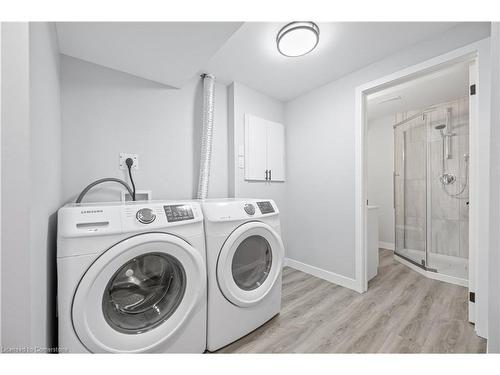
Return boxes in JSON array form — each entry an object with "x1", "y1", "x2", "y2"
[{"x1": 119, "y1": 153, "x2": 139, "y2": 170}]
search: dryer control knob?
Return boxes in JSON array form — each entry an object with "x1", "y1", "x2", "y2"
[
  {"x1": 136, "y1": 208, "x2": 156, "y2": 224},
  {"x1": 244, "y1": 204, "x2": 255, "y2": 215}
]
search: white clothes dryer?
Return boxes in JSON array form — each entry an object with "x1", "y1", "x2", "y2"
[
  {"x1": 57, "y1": 201, "x2": 206, "y2": 353},
  {"x1": 201, "y1": 199, "x2": 284, "y2": 351}
]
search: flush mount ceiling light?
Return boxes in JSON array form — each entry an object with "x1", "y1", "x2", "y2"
[{"x1": 277, "y1": 22, "x2": 320, "y2": 57}]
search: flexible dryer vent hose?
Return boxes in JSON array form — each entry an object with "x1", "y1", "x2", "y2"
[{"x1": 196, "y1": 73, "x2": 216, "y2": 200}]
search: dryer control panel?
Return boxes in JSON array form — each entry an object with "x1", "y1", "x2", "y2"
[
  {"x1": 164, "y1": 204, "x2": 195, "y2": 222},
  {"x1": 57, "y1": 200, "x2": 203, "y2": 239},
  {"x1": 201, "y1": 198, "x2": 279, "y2": 222},
  {"x1": 257, "y1": 201, "x2": 275, "y2": 214}
]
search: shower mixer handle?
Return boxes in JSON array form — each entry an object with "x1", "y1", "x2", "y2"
[{"x1": 439, "y1": 173, "x2": 456, "y2": 185}]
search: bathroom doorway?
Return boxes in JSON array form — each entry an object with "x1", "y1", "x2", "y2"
[
  {"x1": 355, "y1": 40, "x2": 492, "y2": 337},
  {"x1": 365, "y1": 59, "x2": 474, "y2": 286}
]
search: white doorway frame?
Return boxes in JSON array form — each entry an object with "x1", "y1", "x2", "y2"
[
  {"x1": 354, "y1": 38, "x2": 491, "y2": 339},
  {"x1": 0, "y1": 22, "x2": 2, "y2": 348}
]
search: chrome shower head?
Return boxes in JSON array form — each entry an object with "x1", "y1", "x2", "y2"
[{"x1": 435, "y1": 124, "x2": 446, "y2": 137}]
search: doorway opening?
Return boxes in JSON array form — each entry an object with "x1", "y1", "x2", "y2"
[
  {"x1": 366, "y1": 59, "x2": 474, "y2": 288},
  {"x1": 356, "y1": 39, "x2": 491, "y2": 338}
]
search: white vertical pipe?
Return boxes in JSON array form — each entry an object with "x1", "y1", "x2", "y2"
[{"x1": 197, "y1": 74, "x2": 216, "y2": 200}]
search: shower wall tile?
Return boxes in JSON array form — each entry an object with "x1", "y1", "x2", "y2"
[
  {"x1": 459, "y1": 220, "x2": 469, "y2": 259},
  {"x1": 431, "y1": 178, "x2": 459, "y2": 220},
  {"x1": 454, "y1": 119, "x2": 469, "y2": 136},
  {"x1": 395, "y1": 228, "x2": 405, "y2": 251},
  {"x1": 459, "y1": 194, "x2": 469, "y2": 221},
  {"x1": 407, "y1": 121, "x2": 426, "y2": 143},
  {"x1": 430, "y1": 218, "x2": 460, "y2": 257},
  {"x1": 458, "y1": 134, "x2": 469, "y2": 176},
  {"x1": 405, "y1": 179, "x2": 426, "y2": 218},
  {"x1": 456, "y1": 97, "x2": 469, "y2": 135},
  {"x1": 395, "y1": 202, "x2": 404, "y2": 226},
  {"x1": 405, "y1": 141, "x2": 426, "y2": 180},
  {"x1": 394, "y1": 137, "x2": 404, "y2": 174},
  {"x1": 430, "y1": 140, "x2": 442, "y2": 177},
  {"x1": 404, "y1": 216, "x2": 426, "y2": 251}
]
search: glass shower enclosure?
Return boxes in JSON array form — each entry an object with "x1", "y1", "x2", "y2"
[{"x1": 393, "y1": 97, "x2": 469, "y2": 284}]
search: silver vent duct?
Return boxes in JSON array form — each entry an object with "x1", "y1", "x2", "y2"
[{"x1": 196, "y1": 73, "x2": 216, "y2": 200}]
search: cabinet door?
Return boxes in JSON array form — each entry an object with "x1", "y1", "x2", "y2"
[
  {"x1": 244, "y1": 114, "x2": 268, "y2": 181},
  {"x1": 266, "y1": 120, "x2": 285, "y2": 181}
]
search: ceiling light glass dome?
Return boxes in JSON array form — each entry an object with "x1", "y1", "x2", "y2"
[{"x1": 277, "y1": 22, "x2": 320, "y2": 57}]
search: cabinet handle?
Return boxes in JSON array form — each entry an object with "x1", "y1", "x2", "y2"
[
  {"x1": 269, "y1": 170, "x2": 272, "y2": 181},
  {"x1": 265, "y1": 170, "x2": 268, "y2": 180}
]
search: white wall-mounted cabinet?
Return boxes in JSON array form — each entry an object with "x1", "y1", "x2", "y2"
[{"x1": 244, "y1": 114, "x2": 285, "y2": 182}]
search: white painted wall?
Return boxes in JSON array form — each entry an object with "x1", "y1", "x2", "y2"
[
  {"x1": 284, "y1": 24, "x2": 490, "y2": 282},
  {"x1": 228, "y1": 82, "x2": 287, "y2": 244},
  {"x1": 61, "y1": 56, "x2": 228, "y2": 203},
  {"x1": 488, "y1": 22, "x2": 500, "y2": 353},
  {"x1": 29, "y1": 22, "x2": 62, "y2": 351},
  {"x1": 1, "y1": 22, "x2": 32, "y2": 349},
  {"x1": 1, "y1": 21, "x2": 62, "y2": 352},
  {"x1": 367, "y1": 114, "x2": 395, "y2": 248}
]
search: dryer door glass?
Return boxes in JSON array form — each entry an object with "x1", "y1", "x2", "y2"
[
  {"x1": 102, "y1": 252, "x2": 186, "y2": 334},
  {"x1": 231, "y1": 235, "x2": 273, "y2": 291}
]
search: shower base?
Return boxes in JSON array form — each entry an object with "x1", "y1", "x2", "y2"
[{"x1": 395, "y1": 248, "x2": 468, "y2": 287}]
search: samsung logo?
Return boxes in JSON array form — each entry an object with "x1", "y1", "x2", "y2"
[{"x1": 81, "y1": 209, "x2": 103, "y2": 214}]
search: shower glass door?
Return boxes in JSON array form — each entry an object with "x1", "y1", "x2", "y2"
[{"x1": 394, "y1": 114, "x2": 427, "y2": 267}]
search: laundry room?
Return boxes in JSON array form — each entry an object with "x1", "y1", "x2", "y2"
[{"x1": 2, "y1": 2, "x2": 500, "y2": 369}]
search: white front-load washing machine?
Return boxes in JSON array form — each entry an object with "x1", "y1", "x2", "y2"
[
  {"x1": 57, "y1": 200, "x2": 207, "y2": 353},
  {"x1": 201, "y1": 198, "x2": 284, "y2": 351}
]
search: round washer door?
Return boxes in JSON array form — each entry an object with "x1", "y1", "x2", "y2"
[
  {"x1": 217, "y1": 222, "x2": 284, "y2": 307},
  {"x1": 72, "y1": 232, "x2": 205, "y2": 353}
]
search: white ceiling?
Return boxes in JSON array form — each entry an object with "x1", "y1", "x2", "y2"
[
  {"x1": 56, "y1": 22, "x2": 489, "y2": 101},
  {"x1": 56, "y1": 22, "x2": 243, "y2": 88},
  {"x1": 204, "y1": 22, "x2": 476, "y2": 101},
  {"x1": 367, "y1": 61, "x2": 470, "y2": 121}
]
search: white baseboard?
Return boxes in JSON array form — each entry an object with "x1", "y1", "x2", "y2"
[
  {"x1": 379, "y1": 241, "x2": 395, "y2": 251},
  {"x1": 283, "y1": 258, "x2": 358, "y2": 292}
]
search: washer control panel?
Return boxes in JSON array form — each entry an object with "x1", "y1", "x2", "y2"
[
  {"x1": 164, "y1": 204, "x2": 195, "y2": 222},
  {"x1": 257, "y1": 201, "x2": 275, "y2": 214},
  {"x1": 244, "y1": 203, "x2": 256, "y2": 215},
  {"x1": 136, "y1": 208, "x2": 156, "y2": 224}
]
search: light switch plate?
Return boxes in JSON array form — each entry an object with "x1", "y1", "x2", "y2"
[{"x1": 119, "y1": 153, "x2": 139, "y2": 170}]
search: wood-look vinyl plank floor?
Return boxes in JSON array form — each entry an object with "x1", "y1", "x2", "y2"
[{"x1": 217, "y1": 249, "x2": 486, "y2": 353}]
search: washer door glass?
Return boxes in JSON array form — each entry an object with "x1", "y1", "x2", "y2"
[
  {"x1": 102, "y1": 252, "x2": 186, "y2": 334},
  {"x1": 231, "y1": 235, "x2": 272, "y2": 291}
]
